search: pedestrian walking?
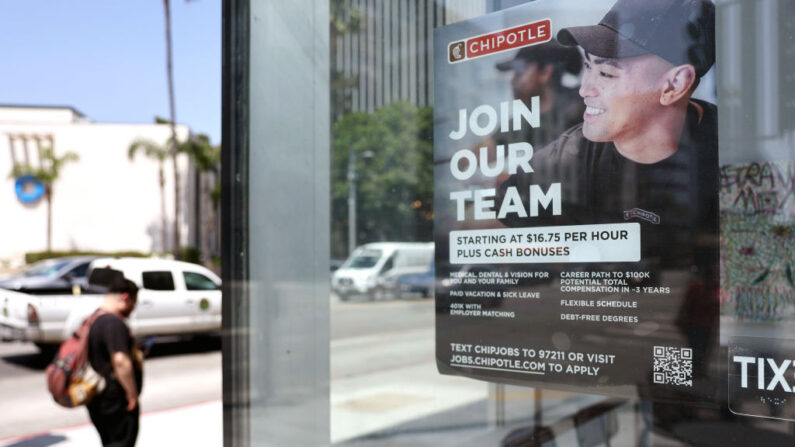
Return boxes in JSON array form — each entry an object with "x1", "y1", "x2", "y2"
[{"x1": 86, "y1": 276, "x2": 142, "y2": 447}]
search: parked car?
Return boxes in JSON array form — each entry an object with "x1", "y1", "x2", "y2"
[
  {"x1": 0, "y1": 257, "x2": 222, "y2": 353},
  {"x1": 331, "y1": 242, "x2": 433, "y2": 301},
  {"x1": 0, "y1": 256, "x2": 96, "y2": 295},
  {"x1": 373, "y1": 263, "x2": 433, "y2": 300},
  {"x1": 394, "y1": 261, "x2": 435, "y2": 299}
]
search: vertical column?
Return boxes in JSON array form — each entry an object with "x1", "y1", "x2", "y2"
[
  {"x1": 417, "y1": 0, "x2": 428, "y2": 107},
  {"x1": 350, "y1": 0, "x2": 367, "y2": 111},
  {"x1": 221, "y1": 1, "x2": 251, "y2": 445},
  {"x1": 408, "y1": 0, "x2": 418, "y2": 105},
  {"x1": 343, "y1": 0, "x2": 353, "y2": 115},
  {"x1": 243, "y1": 0, "x2": 331, "y2": 445},
  {"x1": 374, "y1": 0, "x2": 383, "y2": 109},
  {"x1": 400, "y1": 0, "x2": 410, "y2": 101},
  {"x1": 367, "y1": 0, "x2": 376, "y2": 112},
  {"x1": 756, "y1": 0, "x2": 778, "y2": 138}
]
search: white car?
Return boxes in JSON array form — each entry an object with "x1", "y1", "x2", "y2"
[
  {"x1": 0, "y1": 256, "x2": 96, "y2": 295},
  {"x1": 0, "y1": 257, "x2": 222, "y2": 352}
]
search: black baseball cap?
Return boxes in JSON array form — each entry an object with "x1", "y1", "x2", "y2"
[
  {"x1": 557, "y1": 0, "x2": 715, "y2": 77},
  {"x1": 495, "y1": 40, "x2": 582, "y2": 76}
]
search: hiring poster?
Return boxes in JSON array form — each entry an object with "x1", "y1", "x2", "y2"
[{"x1": 434, "y1": 0, "x2": 719, "y2": 403}]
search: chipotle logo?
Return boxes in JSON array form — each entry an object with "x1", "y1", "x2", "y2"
[{"x1": 448, "y1": 19, "x2": 552, "y2": 64}]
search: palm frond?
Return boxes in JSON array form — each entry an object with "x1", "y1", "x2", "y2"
[
  {"x1": 128, "y1": 138, "x2": 169, "y2": 162},
  {"x1": 178, "y1": 133, "x2": 220, "y2": 172}
]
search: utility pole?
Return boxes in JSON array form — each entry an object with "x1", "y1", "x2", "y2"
[
  {"x1": 347, "y1": 150, "x2": 373, "y2": 256},
  {"x1": 347, "y1": 150, "x2": 356, "y2": 257}
]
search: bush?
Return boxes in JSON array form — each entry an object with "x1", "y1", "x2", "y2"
[
  {"x1": 179, "y1": 246, "x2": 202, "y2": 265},
  {"x1": 25, "y1": 251, "x2": 149, "y2": 264}
]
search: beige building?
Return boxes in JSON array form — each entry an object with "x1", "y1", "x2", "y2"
[{"x1": 0, "y1": 105, "x2": 196, "y2": 267}]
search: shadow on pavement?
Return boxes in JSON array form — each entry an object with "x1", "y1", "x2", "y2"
[
  {"x1": 145, "y1": 335, "x2": 221, "y2": 359},
  {"x1": 1, "y1": 350, "x2": 51, "y2": 371},
  {"x1": 3, "y1": 434, "x2": 67, "y2": 447}
]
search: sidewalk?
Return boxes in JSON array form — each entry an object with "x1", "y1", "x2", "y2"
[{"x1": 0, "y1": 400, "x2": 222, "y2": 447}]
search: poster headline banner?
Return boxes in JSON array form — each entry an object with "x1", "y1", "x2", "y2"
[{"x1": 450, "y1": 223, "x2": 640, "y2": 264}]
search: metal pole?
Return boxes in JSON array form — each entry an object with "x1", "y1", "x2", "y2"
[{"x1": 348, "y1": 149, "x2": 356, "y2": 256}]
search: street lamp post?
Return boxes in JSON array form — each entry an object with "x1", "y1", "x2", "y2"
[{"x1": 347, "y1": 149, "x2": 373, "y2": 256}]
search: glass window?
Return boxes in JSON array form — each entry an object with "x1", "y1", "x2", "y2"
[
  {"x1": 21, "y1": 259, "x2": 70, "y2": 278},
  {"x1": 87, "y1": 267, "x2": 123, "y2": 288},
  {"x1": 142, "y1": 271, "x2": 175, "y2": 291},
  {"x1": 222, "y1": 0, "x2": 795, "y2": 446},
  {"x1": 379, "y1": 254, "x2": 394, "y2": 273},
  {"x1": 343, "y1": 249, "x2": 382, "y2": 268},
  {"x1": 66, "y1": 262, "x2": 90, "y2": 278},
  {"x1": 183, "y1": 271, "x2": 219, "y2": 291}
]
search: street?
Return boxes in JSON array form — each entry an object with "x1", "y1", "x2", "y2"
[
  {"x1": 0, "y1": 288, "x2": 767, "y2": 446},
  {"x1": 0, "y1": 336, "x2": 222, "y2": 441},
  {"x1": 0, "y1": 297, "x2": 457, "y2": 444}
]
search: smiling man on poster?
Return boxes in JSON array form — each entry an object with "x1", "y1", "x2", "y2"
[
  {"x1": 492, "y1": 0, "x2": 720, "y2": 393},
  {"x1": 500, "y1": 0, "x2": 717, "y2": 233}
]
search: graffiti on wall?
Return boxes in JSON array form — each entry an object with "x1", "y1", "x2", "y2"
[{"x1": 720, "y1": 161, "x2": 794, "y2": 321}]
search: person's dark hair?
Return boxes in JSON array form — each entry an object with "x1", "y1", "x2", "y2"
[{"x1": 109, "y1": 276, "x2": 139, "y2": 298}]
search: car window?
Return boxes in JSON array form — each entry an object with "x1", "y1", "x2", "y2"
[
  {"x1": 87, "y1": 267, "x2": 124, "y2": 288},
  {"x1": 343, "y1": 249, "x2": 382, "y2": 268},
  {"x1": 23, "y1": 260, "x2": 71, "y2": 278},
  {"x1": 142, "y1": 271, "x2": 175, "y2": 291},
  {"x1": 66, "y1": 262, "x2": 90, "y2": 278},
  {"x1": 379, "y1": 255, "x2": 394, "y2": 274},
  {"x1": 183, "y1": 271, "x2": 219, "y2": 291}
]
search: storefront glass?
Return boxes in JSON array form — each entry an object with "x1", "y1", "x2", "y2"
[{"x1": 221, "y1": 0, "x2": 795, "y2": 445}]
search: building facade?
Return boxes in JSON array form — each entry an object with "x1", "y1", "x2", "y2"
[{"x1": 0, "y1": 105, "x2": 193, "y2": 267}]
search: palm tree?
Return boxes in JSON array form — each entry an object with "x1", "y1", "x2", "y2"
[
  {"x1": 9, "y1": 147, "x2": 79, "y2": 252},
  {"x1": 163, "y1": 0, "x2": 181, "y2": 258},
  {"x1": 128, "y1": 138, "x2": 170, "y2": 254},
  {"x1": 178, "y1": 133, "x2": 220, "y2": 265}
]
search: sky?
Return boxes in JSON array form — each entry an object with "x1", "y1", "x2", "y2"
[{"x1": 0, "y1": 1, "x2": 221, "y2": 144}]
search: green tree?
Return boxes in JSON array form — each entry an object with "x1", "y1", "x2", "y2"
[
  {"x1": 10, "y1": 147, "x2": 79, "y2": 252},
  {"x1": 331, "y1": 102, "x2": 434, "y2": 259},
  {"x1": 178, "y1": 133, "x2": 220, "y2": 265},
  {"x1": 128, "y1": 137, "x2": 170, "y2": 254}
]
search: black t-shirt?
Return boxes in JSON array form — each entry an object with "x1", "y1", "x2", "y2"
[
  {"x1": 87, "y1": 313, "x2": 143, "y2": 403},
  {"x1": 498, "y1": 99, "x2": 719, "y2": 268}
]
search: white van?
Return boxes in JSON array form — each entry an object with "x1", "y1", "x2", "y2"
[{"x1": 331, "y1": 242, "x2": 433, "y2": 301}]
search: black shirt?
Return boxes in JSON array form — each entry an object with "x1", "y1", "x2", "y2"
[
  {"x1": 498, "y1": 99, "x2": 719, "y2": 268},
  {"x1": 87, "y1": 313, "x2": 143, "y2": 403}
]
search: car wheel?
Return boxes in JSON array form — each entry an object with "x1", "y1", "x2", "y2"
[
  {"x1": 372, "y1": 287, "x2": 385, "y2": 301},
  {"x1": 421, "y1": 289, "x2": 431, "y2": 299}
]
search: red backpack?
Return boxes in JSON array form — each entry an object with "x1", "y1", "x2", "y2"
[{"x1": 46, "y1": 310, "x2": 110, "y2": 407}]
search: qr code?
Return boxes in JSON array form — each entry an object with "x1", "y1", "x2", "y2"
[{"x1": 653, "y1": 346, "x2": 693, "y2": 387}]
